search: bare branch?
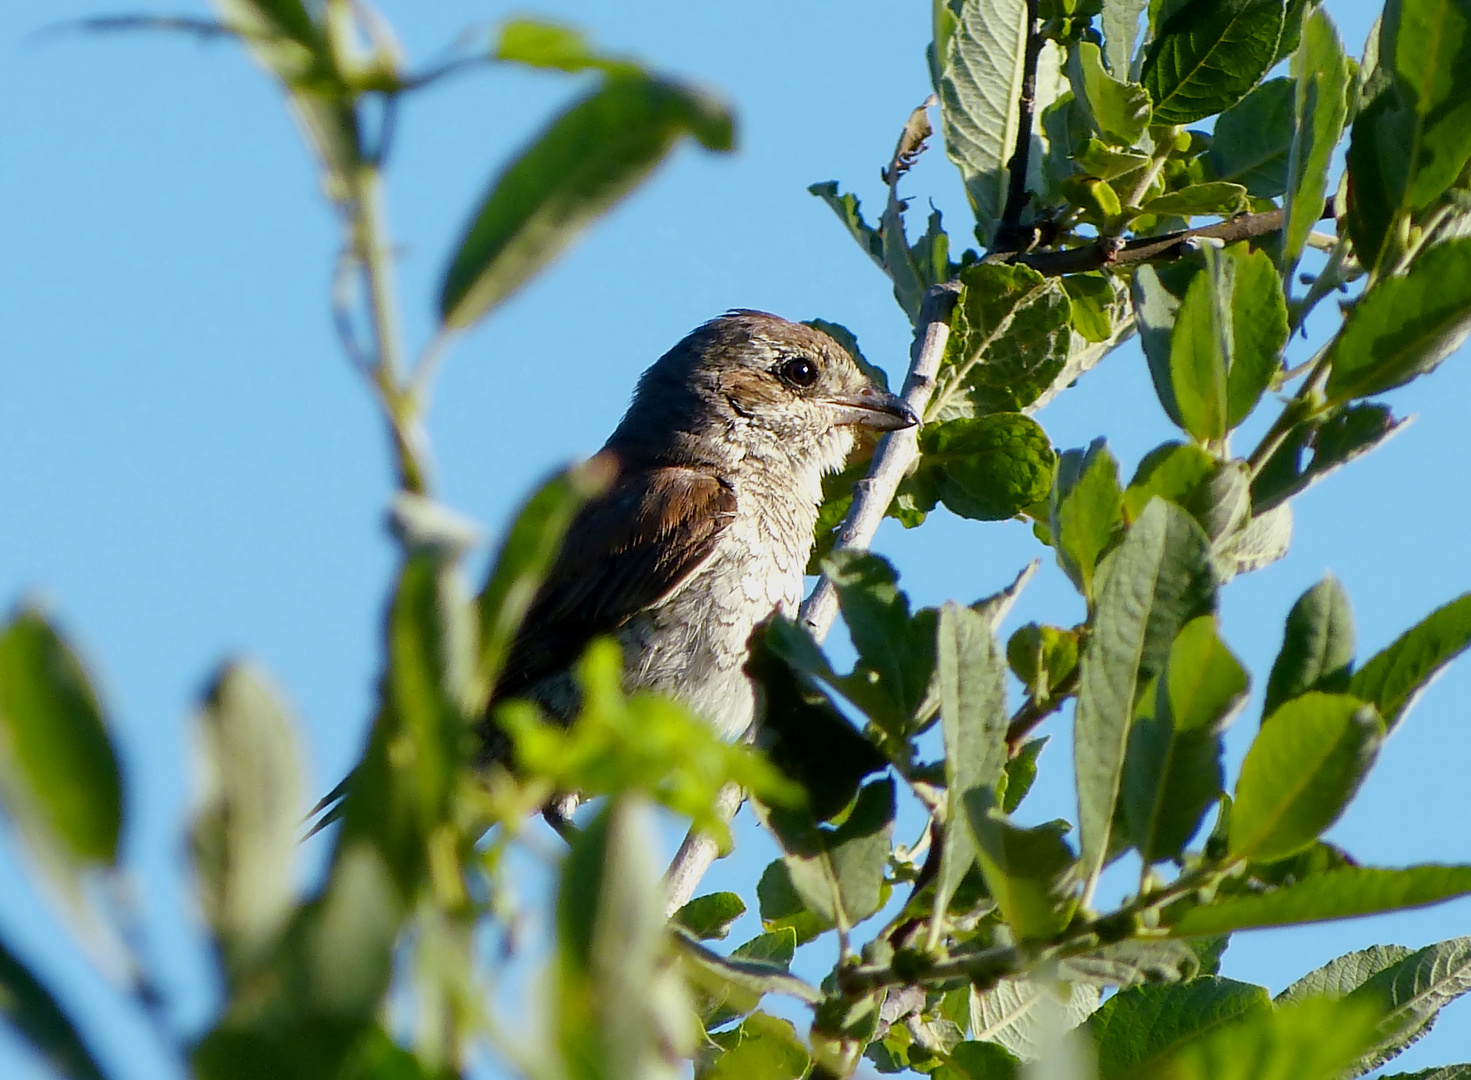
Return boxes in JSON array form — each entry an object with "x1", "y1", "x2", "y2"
[
  {"x1": 992, "y1": 0, "x2": 1043, "y2": 254},
  {"x1": 1007, "y1": 208, "x2": 1292, "y2": 276}
]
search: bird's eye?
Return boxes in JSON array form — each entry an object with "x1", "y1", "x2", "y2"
[{"x1": 777, "y1": 356, "x2": 820, "y2": 388}]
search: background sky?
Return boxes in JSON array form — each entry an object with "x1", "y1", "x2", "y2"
[{"x1": 3, "y1": 1, "x2": 1470, "y2": 1078}]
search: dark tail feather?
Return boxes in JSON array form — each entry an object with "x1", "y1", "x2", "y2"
[{"x1": 302, "y1": 769, "x2": 354, "y2": 840}]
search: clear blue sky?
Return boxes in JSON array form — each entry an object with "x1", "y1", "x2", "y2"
[{"x1": 2, "y1": 2, "x2": 1469, "y2": 1078}]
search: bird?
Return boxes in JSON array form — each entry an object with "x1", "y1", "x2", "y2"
[{"x1": 483, "y1": 310, "x2": 917, "y2": 754}]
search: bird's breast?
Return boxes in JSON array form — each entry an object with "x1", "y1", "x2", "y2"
[{"x1": 617, "y1": 470, "x2": 819, "y2": 738}]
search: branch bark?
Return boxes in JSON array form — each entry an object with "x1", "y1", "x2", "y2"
[
  {"x1": 992, "y1": 0, "x2": 1043, "y2": 254},
  {"x1": 1007, "y1": 208, "x2": 1288, "y2": 276},
  {"x1": 662, "y1": 284, "x2": 962, "y2": 915}
]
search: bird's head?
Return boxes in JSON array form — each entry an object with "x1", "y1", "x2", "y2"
[{"x1": 611, "y1": 311, "x2": 917, "y2": 475}]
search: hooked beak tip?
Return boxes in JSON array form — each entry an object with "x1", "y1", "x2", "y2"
[{"x1": 826, "y1": 387, "x2": 919, "y2": 432}]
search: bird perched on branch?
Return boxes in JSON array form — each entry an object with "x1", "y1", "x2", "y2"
[{"x1": 484, "y1": 310, "x2": 916, "y2": 753}]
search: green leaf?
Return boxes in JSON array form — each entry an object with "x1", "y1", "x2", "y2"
[
  {"x1": 701, "y1": 1012, "x2": 810, "y2": 1080},
  {"x1": 1209, "y1": 77, "x2": 1294, "y2": 197},
  {"x1": 1282, "y1": 8, "x2": 1350, "y2": 273},
  {"x1": 1074, "y1": 499, "x2": 1217, "y2": 888},
  {"x1": 825, "y1": 551, "x2": 937, "y2": 726},
  {"x1": 681, "y1": 929, "x2": 817, "y2": 1032},
  {"x1": 1125, "y1": 617, "x2": 1247, "y2": 863},
  {"x1": 477, "y1": 459, "x2": 613, "y2": 697},
  {"x1": 969, "y1": 978, "x2": 1099, "y2": 1060},
  {"x1": 756, "y1": 860, "x2": 827, "y2": 945},
  {"x1": 768, "y1": 780, "x2": 896, "y2": 929},
  {"x1": 1061, "y1": 273, "x2": 1121, "y2": 343},
  {"x1": 557, "y1": 797, "x2": 692, "y2": 1078},
  {"x1": 1060, "y1": 938, "x2": 1205, "y2": 989},
  {"x1": 1166, "y1": 243, "x2": 1285, "y2": 440},
  {"x1": 1146, "y1": 996, "x2": 1382, "y2": 1080},
  {"x1": 1142, "y1": 182, "x2": 1249, "y2": 218},
  {"x1": 1168, "y1": 251, "x2": 1232, "y2": 441},
  {"x1": 1050, "y1": 439, "x2": 1124, "y2": 600},
  {"x1": 1277, "y1": 943, "x2": 1415, "y2": 1006},
  {"x1": 929, "y1": 603, "x2": 1008, "y2": 947},
  {"x1": 192, "y1": 664, "x2": 305, "y2": 978},
  {"x1": 1132, "y1": 261, "x2": 1191, "y2": 427},
  {"x1": 1341, "y1": 938, "x2": 1471, "y2": 1075},
  {"x1": 1103, "y1": 0, "x2": 1149, "y2": 77},
  {"x1": 439, "y1": 75, "x2": 734, "y2": 328},
  {"x1": 967, "y1": 809, "x2": 1078, "y2": 941},
  {"x1": 1250, "y1": 402, "x2": 1409, "y2": 513},
  {"x1": 492, "y1": 18, "x2": 638, "y2": 74},
  {"x1": 1349, "y1": 593, "x2": 1471, "y2": 732},
  {"x1": 1004, "y1": 737, "x2": 1049, "y2": 814},
  {"x1": 1231, "y1": 692, "x2": 1383, "y2": 860},
  {"x1": 1008, "y1": 624, "x2": 1080, "y2": 699},
  {"x1": 914, "y1": 414, "x2": 1057, "y2": 522},
  {"x1": 1264, "y1": 575, "x2": 1356, "y2": 716},
  {"x1": 1171, "y1": 864, "x2": 1471, "y2": 935},
  {"x1": 1068, "y1": 41, "x2": 1152, "y2": 145},
  {"x1": 1142, "y1": 0, "x2": 1288, "y2": 125},
  {"x1": 0, "y1": 935, "x2": 109, "y2": 1080},
  {"x1": 808, "y1": 182, "x2": 887, "y2": 271},
  {"x1": 673, "y1": 893, "x2": 746, "y2": 941},
  {"x1": 937, "y1": 0, "x2": 1032, "y2": 245},
  {"x1": 937, "y1": 263, "x2": 1073, "y2": 419},
  {"x1": 935, "y1": 1039, "x2": 1020, "y2": 1080},
  {"x1": 1087, "y1": 976, "x2": 1271, "y2": 1080},
  {"x1": 0, "y1": 608, "x2": 123, "y2": 901},
  {"x1": 1326, "y1": 239, "x2": 1471, "y2": 402},
  {"x1": 1123, "y1": 442, "x2": 1216, "y2": 522},
  {"x1": 1378, "y1": 1069, "x2": 1471, "y2": 1080}
]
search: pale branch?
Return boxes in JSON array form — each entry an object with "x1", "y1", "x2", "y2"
[{"x1": 661, "y1": 283, "x2": 962, "y2": 915}]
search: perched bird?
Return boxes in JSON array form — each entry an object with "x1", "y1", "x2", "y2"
[{"x1": 485, "y1": 310, "x2": 916, "y2": 751}]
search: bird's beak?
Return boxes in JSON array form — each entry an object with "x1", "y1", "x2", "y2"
[{"x1": 823, "y1": 386, "x2": 920, "y2": 431}]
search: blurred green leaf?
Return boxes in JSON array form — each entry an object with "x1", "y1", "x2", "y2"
[
  {"x1": 1132, "y1": 260, "x2": 1195, "y2": 427},
  {"x1": 968, "y1": 978, "x2": 1099, "y2": 1061},
  {"x1": 1004, "y1": 736, "x2": 1049, "y2": 814},
  {"x1": 1348, "y1": 593, "x2": 1471, "y2": 732},
  {"x1": 756, "y1": 861, "x2": 828, "y2": 945},
  {"x1": 673, "y1": 893, "x2": 746, "y2": 941},
  {"x1": 1103, "y1": 0, "x2": 1149, "y2": 77},
  {"x1": 930, "y1": 603, "x2": 1008, "y2": 946},
  {"x1": 1170, "y1": 865, "x2": 1471, "y2": 934},
  {"x1": 967, "y1": 809, "x2": 1077, "y2": 941},
  {"x1": 1007, "y1": 625, "x2": 1079, "y2": 700},
  {"x1": 478, "y1": 458, "x2": 614, "y2": 698},
  {"x1": 493, "y1": 17, "x2": 638, "y2": 74},
  {"x1": 936, "y1": 0, "x2": 1031, "y2": 245},
  {"x1": 0, "y1": 936, "x2": 109, "y2": 1080},
  {"x1": 1142, "y1": 0, "x2": 1287, "y2": 125},
  {"x1": 1125, "y1": 617, "x2": 1246, "y2": 864},
  {"x1": 1282, "y1": 8, "x2": 1350, "y2": 273},
  {"x1": 1231, "y1": 692, "x2": 1383, "y2": 861},
  {"x1": 439, "y1": 75, "x2": 734, "y2": 328},
  {"x1": 1326, "y1": 239, "x2": 1471, "y2": 402},
  {"x1": 1087, "y1": 976, "x2": 1271, "y2": 1080},
  {"x1": 1142, "y1": 182, "x2": 1249, "y2": 218},
  {"x1": 913, "y1": 414, "x2": 1057, "y2": 522},
  {"x1": 1068, "y1": 41, "x2": 1152, "y2": 145},
  {"x1": 1264, "y1": 575, "x2": 1356, "y2": 717},
  {"x1": 0, "y1": 608, "x2": 123, "y2": 902},
  {"x1": 502, "y1": 641, "x2": 801, "y2": 844},
  {"x1": 1146, "y1": 995, "x2": 1381, "y2": 1080},
  {"x1": 1074, "y1": 499, "x2": 1216, "y2": 888},
  {"x1": 936, "y1": 263, "x2": 1073, "y2": 419},
  {"x1": 1050, "y1": 439, "x2": 1124, "y2": 600},
  {"x1": 682, "y1": 927, "x2": 816, "y2": 1031},
  {"x1": 1060, "y1": 938, "x2": 1204, "y2": 989},
  {"x1": 701, "y1": 1012, "x2": 810, "y2": 1080},
  {"x1": 766, "y1": 779, "x2": 896, "y2": 929},
  {"x1": 1209, "y1": 77, "x2": 1294, "y2": 197},
  {"x1": 557, "y1": 797, "x2": 692, "y2": 1080},
  {"x1": 934, "y1": 1039, "x2": 1020, "y2": 1080},
  {"x1": 192, "y1": 663, "x2": 304, "y2": 978}
]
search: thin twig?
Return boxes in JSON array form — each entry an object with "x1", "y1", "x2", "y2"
[
  {"x1": 1007, "y1": 208, "x2": 1290, "y2": 276},
  {"x1": 660, "y1": 284, "x2": 962, "y2": 915},
  {"x1": 992, "y1": 0, "x2": 1043, "y2": 253}
]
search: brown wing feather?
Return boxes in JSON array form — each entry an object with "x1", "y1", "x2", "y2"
[{"x1": 493, "y1": 460, "x2": 737, "y2": 702}]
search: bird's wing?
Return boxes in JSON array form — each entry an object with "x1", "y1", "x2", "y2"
[{"x1": 493, "y1": 461, "x2": 738, "y2": 700}]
